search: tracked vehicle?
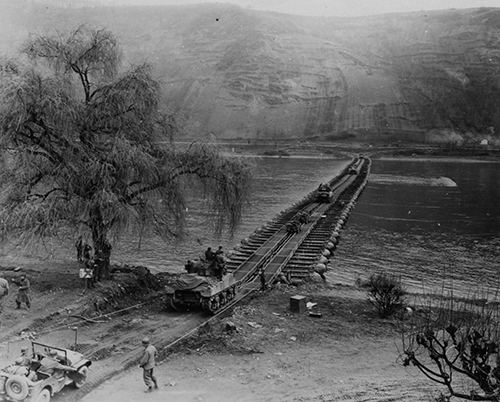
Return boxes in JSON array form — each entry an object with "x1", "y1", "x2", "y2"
[
  {"x1": 316, "y1": 183, "x2": 333, "y2": 203},
  {"x1": 165, "y1": 258, "x2": 238, "y2": 314}
]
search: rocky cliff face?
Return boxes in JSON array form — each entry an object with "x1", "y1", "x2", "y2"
[{"x1": 1, "y1": 2, "x2": 499, "y2": 141}]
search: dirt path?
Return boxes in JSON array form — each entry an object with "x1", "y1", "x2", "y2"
[
  {"x1": 0, "y1": 260, "x2": 209, "y2": 402},
  {"x1": 0, "y1": 260, "x2": 90, "y2": 364},
  {"x1": 82, "y1": 282, "x2": 443, "y2": 402},
  {"x1": 0, "y1": 252, "x2": 482, "y2": 401}
]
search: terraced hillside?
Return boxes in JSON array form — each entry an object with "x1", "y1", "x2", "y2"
[{"x1": 1, "y1": 1, "x2": 499, "y2": 141}]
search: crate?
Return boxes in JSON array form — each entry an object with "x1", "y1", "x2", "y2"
[{"x1": 290, "y1": 295, "x2": 307, "y2": 313}]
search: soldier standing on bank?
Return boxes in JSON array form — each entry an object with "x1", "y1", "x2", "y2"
[
  {"x1": 14, "y1": 274, "x2": 31, "y2": 310},
  {"x1": 75, "y1": 235, "x2": 84, "y2": 262},
  {"x1": 102, "y1": 239, "x2": 112, "y2": 278},
  {"x1": 82, "y1": 243, "x2": 92, "y2": 265},
  {"x1": 79, "y1": 263, "x2": 94, "y2": 292},
  {"x1": 0, "y1": 276, "x2": 9, "y2": 312}
]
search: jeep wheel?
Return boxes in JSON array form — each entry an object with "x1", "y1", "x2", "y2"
[
  {"x1": 34, "y1": 389, "x2": 51, "y2": 402},
  {"x1": 5, "y1": 375, "x2": 29, "y2": 401},
  {"x1": 73, "y1": 366, "x2": 89, "y2": 389}
]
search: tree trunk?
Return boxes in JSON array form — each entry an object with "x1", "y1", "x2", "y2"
[{"x1": 90, "y1": 208, "x2": 112, "y2": 280}]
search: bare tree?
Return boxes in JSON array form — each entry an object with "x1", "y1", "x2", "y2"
[
  {"x1": 401, "y1": 296, "x2": 500, "y2": 401},
  {"x1": 0, "y1": 25, "x2": 252, "y2": 279}
]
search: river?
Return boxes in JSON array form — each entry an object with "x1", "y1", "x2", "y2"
[
  {"x1": 333, "y1": 158, "x2": 499, "y2": 298},
  {"x1": 114, "y1": 155, "x2": 499, "y2": 298},
  {"x1": 2, "y1": 156, "x2": 498, "y2": 298},
  {"x1": 113, "y1": 156, "x2": 349, "y2": 270}
]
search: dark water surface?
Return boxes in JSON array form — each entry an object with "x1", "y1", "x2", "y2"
[
  {"x1": 334, "y1": 159, "x2": 500, "y2": 298},
  {"x1": 357, "y1": 160, "x2": 499, "y2": 236}
]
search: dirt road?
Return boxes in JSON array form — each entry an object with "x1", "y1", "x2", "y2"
[{"x1": 81, "y1": 282, "x2": 443, "y2": 402}]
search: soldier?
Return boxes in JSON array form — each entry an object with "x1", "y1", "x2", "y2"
[
  {"x1": 17, "y1": 347, "x2": 32, "y2": 367},
  {"x1": 215, "y1": 247, "x2": 226, "y2": 280},
  {"x1": 79, "y1": 263, "x2": 94, "y2": 292},
  {"x1": 92, "y1": 255, "x2": 103, "y2": 283},
  {"x1": 258, "y1": 268, "x2": 267, "y2": 291},
  {"x1": 14, "y1": 274, "x2": 31, "y2": 310},
  {"x1": 101, "y1": 239, "x2": 112, "y2": 278},
  {"x1": 39, "y1": 350, "x2": 76, "y2": 378},
  {"x1": 82, "y1": 243, "x2": 92, "y2": 266},
  {"x1": 204, "y1": 247, "x2": 214, "y2": 261},
  {"x1": 0, "y1": 276, "x2": 9, "y2": 312},
  {"x1": 139, "y1": 337, "x2": 158, "y2": 392},
  {"x1": 215, "y1": 246, "x2": 224, "y2": 257},
  {"x1": 75, "y1": 235, "x2": 83, "y2": 262},
  {"x1": 277, "y1": 272, "x2": 291, "y2": 286},
  {"x1": 185, "y1": 259, "x2": 195, "y2": 274}
]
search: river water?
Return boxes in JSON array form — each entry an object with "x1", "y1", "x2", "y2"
[
  {"x1": 2, "y1": 156, "x2": 498, "y2": 298},
  {"x1": 334, "y1": 158, "x2": 499, "y2": 298},
  {"x1": 113, "y1": 157, "x2": 349, "y2": 270},
  {"x1": 114, "y1": 156, "x2": 499, "y2": 299}
]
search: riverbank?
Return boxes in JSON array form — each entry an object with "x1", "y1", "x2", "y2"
[
  {"x1": 82, "y1": 281, "x2": 442, "y2": 402},
  {"x1": 0, "y1": 255, "x2": 495, "y2": 401},
  {"x1": 216, "y1": 142, "x2": 500, "y2": 162}
]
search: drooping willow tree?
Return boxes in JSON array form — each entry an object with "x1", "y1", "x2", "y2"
[{"x1": 0, "y1": 26, "x2": 252, "y2": 279}]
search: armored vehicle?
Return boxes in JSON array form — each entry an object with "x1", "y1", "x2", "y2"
[
  {"x1": 165, "y1": 258, "x2": 238, "y2": 314},
  {"x1": 316, "y1": 183, "x2": 333, "y2": 203}
]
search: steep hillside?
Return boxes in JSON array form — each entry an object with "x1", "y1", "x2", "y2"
[{"x1": 1, "y1": 1, "x2": 500, "y2": 142}]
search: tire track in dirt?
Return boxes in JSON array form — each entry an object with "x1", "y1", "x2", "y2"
[{"x1": 54, "y1": 310, "x2": 207, "y2": 401}]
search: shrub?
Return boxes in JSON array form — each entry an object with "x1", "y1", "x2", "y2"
[{"x1": 367, "y1": 273, "x2": 406, "y2": 318}]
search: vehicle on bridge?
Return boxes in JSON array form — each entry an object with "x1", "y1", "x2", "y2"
[
  {"x1": 165, "y1": 256, "x2": 238, "y2": 314},
  {"x1": 0, "y1": 342, "x2": 91, "y2": 402},
  {"x1": 316, "y1": 183, "x2": 333, "y2": 203},
  {"x1": 286, "y1": 211, "x2": 310, "y2": 234}
]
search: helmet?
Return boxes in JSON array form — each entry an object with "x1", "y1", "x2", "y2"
[{"x1": 141, "y1": 337, "x2": 150, "y2": 345}]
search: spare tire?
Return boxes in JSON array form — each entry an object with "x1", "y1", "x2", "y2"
[
  {"x1": 5, "y1": 375, "x2": 29, "y2": 401},
  {"x1": 73, "y1": 366, "x2": 89, "y2": 389}
]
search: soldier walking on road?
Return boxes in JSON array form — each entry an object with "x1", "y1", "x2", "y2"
[
  {"x1": 0, "y1": 276, "x2": 9, "y2": 312},
  {"x1": 14, "y1": 274, "x2": 31, "y2": 310},
  {"x1": 139, "y1": 337, "x2": 158, "y2": 392}
]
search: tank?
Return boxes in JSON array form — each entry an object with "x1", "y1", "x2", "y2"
[
  {"x1": 165, "y1": 258, "x2": 238, "y2": 314},
  {"x1": 316, "y1": 183, "x2": 333, "y2": 203}
]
